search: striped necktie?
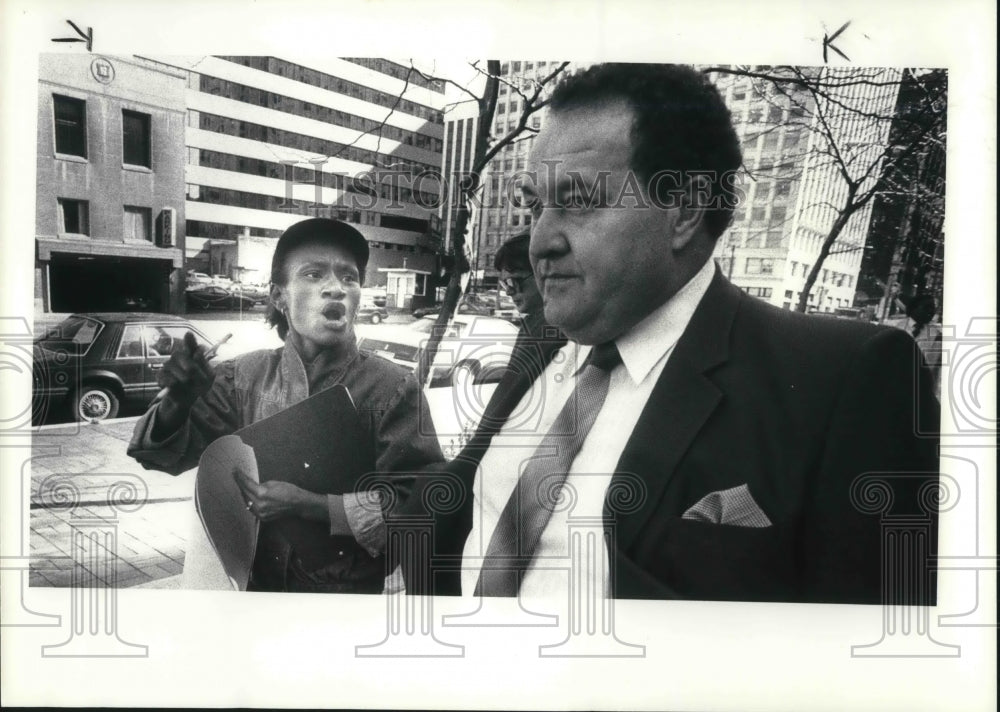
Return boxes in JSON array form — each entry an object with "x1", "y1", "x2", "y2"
[{"x1": 475, "y1": 341, "x2": 621, "y2": 597}]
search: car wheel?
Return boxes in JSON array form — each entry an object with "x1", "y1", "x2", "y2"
[
  {"x1": 370, "y1": 313, "x2": 382, "y2": 325},
  {"x1": 72, "y1": 385, "x2": 120, "y2": 422}
]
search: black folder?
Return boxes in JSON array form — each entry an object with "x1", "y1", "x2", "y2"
[{"x1": 196, "y1": 384, "x2": 377, "y2": 591}]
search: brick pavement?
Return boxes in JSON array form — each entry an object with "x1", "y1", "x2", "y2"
[{"x1": 28, "y1": 417, "x2": 196, "y2": 588}]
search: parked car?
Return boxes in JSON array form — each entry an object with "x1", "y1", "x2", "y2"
[
  {"x1": 361, "y1": 287, "x2": 388, "y2": 308},
  {"x1": 358, "y1": 314, "x2": 519, "y2": 386},
  {"x1": 186, "y1": 271, "x2": 213, "y2": 289},
  {"x1": 412, "y1": 298, "x2": 496, "y2": 319},
  {"x1": 32, "y1": 313, "x2": 215, "y2": 423},
  {"x1": 186, "y1": 285, "x2": 256, "y2": 311},
  {"x1": 230, "y1": 282, "x2": 270, "y2": 305},
  {"x1": 358, "y1": 305, "x2": 389, "y2": 324}
]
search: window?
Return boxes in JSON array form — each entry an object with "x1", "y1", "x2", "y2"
[
  {"x1": 413, "y1": 274, "x2": 427, "y2": 296},
  {"x1": 745, "y1": 257, "x2": 775, "y2": 275},
  {"x1": 769, "y1": 207, "x2": 786, "y2": 227},
  {"x1": 790, "y1": 261, "x2": 798, "y2": 276},
  {"x1": 767, "y1": 105, "x2": 783, "y2": 122},
  {"x1": 53, "y1": 95, "x2": 87, "y2": 157},
  {"x1": 765, "y1": 230, "x2": 784, "y2": 248},
  {"x1": 117, "y1": 325, "x2": 146, "y2": 359},
  {"x1": 751, "y1": 206, "x2": 766, "y2": 223},
  {"x1": 763, "y1": 133, "x2": 779, "y2": 150},
  {"x1": 512, "y1": 62, "x2": 521, "y2": 73},
  {"x1": 124, "y1": 206, "x2": 152, "y2": 242},
  {"x1": 143, "y1": 325, "x2": 208, "y2": 357},
  {"x1": 732, "y1": 89, "x2": 746, "y2": 102},
  {"x1": 122, "y1": 110, "x2": 151, "y2": 167},
  {"x1": 57, "y1": 199, "x2": 89, "y2": 235},
  {"x1": 774, "y1": 180, "x2": 791, "y2": 198}
]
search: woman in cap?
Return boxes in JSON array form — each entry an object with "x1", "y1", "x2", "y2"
[{"x1": 129, "y1": 218, "x2": 443, "y2": 593}]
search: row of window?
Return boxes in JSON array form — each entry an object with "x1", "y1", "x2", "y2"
[
  {"x1": 218, "y1": 56, "x2": 443, "y2": 124},
  {"x1": 197, "y1": 112, "x2": 438, "y2": 174},
  {"x1": 736, "y1": 204, "x2": 788, "y2": 227},
  {"x1": 199, "y1": 75, "x2": 443, "y2": 154},
  {"x1": 187, "y1": 219, "x2": 435, "y2": 256},
  {"x1": 499, "y1": 61, "x2": 552, "y2": 76},
  {"x1": 341, "y1": 58, "x2": 446, "y2": 93},
  {"x1": 188, "y1": 184, "x2": 431, "y2": 234},
  {"x1": 730, "y1": 229, "x2": 785, "y2": 249},
  {"x1": 780, "y1": 290, "x2": 853, "y2": 311},
  {"x1": 194, "y1": 148, "x2": 441, "y2": 206},
  {"x1": 56, "y1": 198, "x2": 152, "y2": 241},
  {"x1": 485, "y1": 211, "x2": 532, "y2": 229},
  {"x1": 788, "y1": 261, "x2": 854, "y2": 287},
  {"x1": 53, "y1": 95, "x2": 152, "y2": 167},
  {"x1": 494, "y1": 114, "x2": 542, "y2": 136},
  {"x1": 187, "y1": 220, "x2": 282, "y2": 241}
]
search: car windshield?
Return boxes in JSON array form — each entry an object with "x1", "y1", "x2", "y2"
[{"x1": 35, "y1": 316, "x2": 103, "y2": 354}]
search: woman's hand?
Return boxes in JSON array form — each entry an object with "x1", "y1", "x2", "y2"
[{"x1": 233, "y1": 468, "x2": 329, "y2": 523}]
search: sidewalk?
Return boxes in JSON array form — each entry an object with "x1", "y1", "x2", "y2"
[{"x1": 29, "y1": 417, "x2": 195, "y2": 588}]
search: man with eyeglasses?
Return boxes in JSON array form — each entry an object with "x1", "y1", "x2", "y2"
[{"x1": 496, "y1": 232, "x2": 546, "y2": 337}]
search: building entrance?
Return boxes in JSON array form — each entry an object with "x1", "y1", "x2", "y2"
[{"x1": 48, "y1": 254, "x2": 171, "y2": 313}]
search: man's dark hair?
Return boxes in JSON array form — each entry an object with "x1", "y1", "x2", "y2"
[
  {"x1": 548, "y1": 63, "x2": 743, "y2": 240},
  {"x1": 494, "y1": 232, "x2": 532, "y2": 273}
]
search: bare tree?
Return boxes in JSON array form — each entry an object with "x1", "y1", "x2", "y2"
[
  {"x1": 408, "y1": 60, "x2": 569, "y2": 385},
  {"x1": 703, "y1": 65, "x2": 947, "y2": 313}
]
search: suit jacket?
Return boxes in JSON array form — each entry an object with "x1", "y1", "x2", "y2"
[{"x1": 399, "y1": 269, "x2": 940, "y2": 605}]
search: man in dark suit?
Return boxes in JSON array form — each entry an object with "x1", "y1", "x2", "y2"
[{"x1": 402, "y1": 63, "x2": 939, "y2": 605}]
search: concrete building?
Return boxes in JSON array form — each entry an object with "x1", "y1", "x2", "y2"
[
  {"x1": 470, "y1": 60, "x2": 568, "y2": 286},
  {"x1": 710, "y1": 68, "x2": 901, "y2": 313},
  {"x1": 35, "y1": 54, "x2": 188, "y2": 313},
  {"x1": 150, "y1": 55, "x2": 447, "y2": 301},
  {"x1": 436, "y1": 97, "x2": 481, "y2": 299}
]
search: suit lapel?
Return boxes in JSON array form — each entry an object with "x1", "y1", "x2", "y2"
[
  {"x1": 466, "y1": 331, "x2": 567, "y2": 452},
  {"x1": 608, "y1": 268, "x2": 743, "y2": 554}
]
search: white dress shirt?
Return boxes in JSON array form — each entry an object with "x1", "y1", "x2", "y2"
[{"x1": 461, "y1": 258, "x2": 717, "y2": 598}]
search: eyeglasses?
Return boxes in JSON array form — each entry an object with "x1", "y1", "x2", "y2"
[{"x1": 499, "y1": 273, "x2": 533, "y2": 295}]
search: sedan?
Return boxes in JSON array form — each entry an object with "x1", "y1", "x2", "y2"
[
  {"x1": 358, "y1": 306, "x2": 389, "y2": 324},
  {"x1": 33, "y1": 313, "x2": 215, "y2": 423},
  {"x1": 186, "y1": 285, "x2": 256, "y2": 311},
  {"x1": 358, "y1": 315, "x2": 519, "y2": 387}
]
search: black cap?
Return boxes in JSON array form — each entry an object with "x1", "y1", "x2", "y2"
[{"x1": 270, "y1": 218, "x2": 369, "y2": 283}]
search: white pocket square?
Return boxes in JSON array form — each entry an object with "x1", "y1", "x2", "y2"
[{"x1": 682, "y1": 484, "x2": 772, "y2": 528}]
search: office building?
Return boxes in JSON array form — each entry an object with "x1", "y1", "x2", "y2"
[
  {"x1": 156, "y1": 55, "x2": 448, "y2": 307},
  {"x1": 35, "y1": 54, "x2": 188, "y2": 313},
  {"x1": 470, "y1": 60, "x2": 566, "y2": 286},
  {"x1": 710, "y1": 68, "x2": 901, "y2": 312}
]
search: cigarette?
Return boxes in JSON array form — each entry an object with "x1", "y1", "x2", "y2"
[{"x1": 155, "y1": 332, "x2": 233, "y2": 401}]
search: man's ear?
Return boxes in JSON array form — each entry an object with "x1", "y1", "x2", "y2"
[{"x1": 669, "y1": 174, "x2": 711, "y2": 250}]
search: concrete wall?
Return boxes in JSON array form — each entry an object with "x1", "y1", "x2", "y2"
[{"x1": 35, "y1": 55, "x2": 188, "y2": 312}]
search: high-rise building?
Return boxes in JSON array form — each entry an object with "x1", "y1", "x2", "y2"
[
  {"x1": 470, "y1": 60, "x2": 568, "y2": 286},
  {"x1": 35, "y1": 54, "x2": 188, "y2": 313},
  {"x1": 155, "y1": 55, "x2": 448, "y2": 306},
  {"x1": 710, "y1": 67, "x2": 901, "y2": 313},
  {"x1": 861, "y1": 68, "x2": 947, "y2": 319}
]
